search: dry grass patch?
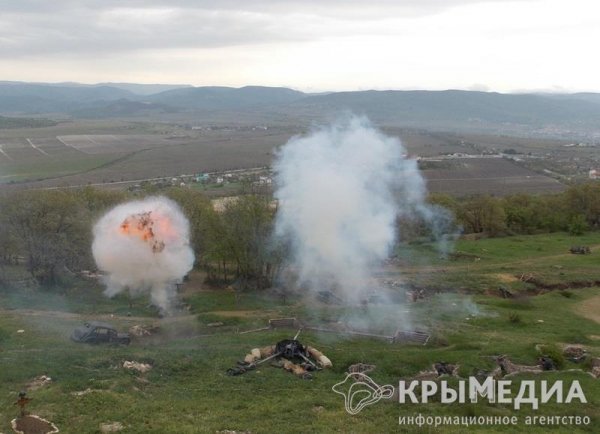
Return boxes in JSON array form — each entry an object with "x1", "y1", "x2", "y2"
[{"x1": 574, "y1": 293, "x2": 600, "y2": 324}]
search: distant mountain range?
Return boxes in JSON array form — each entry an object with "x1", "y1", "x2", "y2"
[
  {"x1": 292, "y1": 90, "x2": 600, "y2": 126},
  {"x1": 146, "y1": 85, "x2": 304, "y2": 110},
  {"x1": 0, "y1": 83, "x2": 135, "y2": 113},
  {"x1": 1, "y1": 81, "x2": 599, "y2": 134}
]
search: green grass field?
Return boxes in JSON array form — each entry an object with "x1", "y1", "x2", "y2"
[
  {"x1": 1, "y1": 233, "x2": 599, "y2": 433},
  {"x1": 392, "y1": 232, "x2": 600, "y2": 293}
]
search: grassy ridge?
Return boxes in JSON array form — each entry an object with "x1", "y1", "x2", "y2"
[{"x1": 394, "y1": 232, "x2": 600, "y2": 293}]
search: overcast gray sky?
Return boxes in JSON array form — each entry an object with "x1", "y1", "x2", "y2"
[{"x1": 1, "y1": 0, "x2": 598, "y2": 92}]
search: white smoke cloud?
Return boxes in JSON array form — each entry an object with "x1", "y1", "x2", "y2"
[
  {"x1": 274, "y1": 115, "x2": 447, "y2": 303},
  {"x1": 92, "y1": 196, "x2": 194, "y2": 313}
]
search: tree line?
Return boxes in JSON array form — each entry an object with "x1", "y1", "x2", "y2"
[
  {"x1": 0, "y1": 187, "x2": 281, "y2": 289},
  {"x1": 0, "y1": 182, "x2": 598, "y2": 288},
  {"x1": 429, "y1": 182, "x2": 600, "y2": 237}
]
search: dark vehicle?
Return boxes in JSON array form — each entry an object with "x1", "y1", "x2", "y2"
[
  {"x1": 71, "y1": 321, "x2": 130, "y2": 345},
  {"x1": 570, "y1": 246, "x2": 591, "y2": 255}
]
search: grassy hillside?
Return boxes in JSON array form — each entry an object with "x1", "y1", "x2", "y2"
[
  {"x1": 1, "y1": 232, "x2": 599, "y2": 433},
  {"x1": 393, "y1": 232, "x2": 600, "y2": 293}
]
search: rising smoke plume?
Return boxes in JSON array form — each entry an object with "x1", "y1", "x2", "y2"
[
  {"x1": 92, "y1": 196, "x2": 194, "y2": 313},
  {"x1": 274, "y1": 116, "x2": 451, "y2": 303}
]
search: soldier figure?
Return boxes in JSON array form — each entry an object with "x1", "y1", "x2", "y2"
[{"x1": 14, "y1": 391, "x2": 31, "y2": 417}]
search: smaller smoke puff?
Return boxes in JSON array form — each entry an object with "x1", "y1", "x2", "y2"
[{"x1": 92, "y1": 196, "x2": 194, "y2": 313}]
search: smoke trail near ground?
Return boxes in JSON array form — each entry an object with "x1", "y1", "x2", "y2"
[
  {"x1": 274, "y1": 116, "x2": 449, "y2": 303},
  {"x1": 92, "y1": 196, "x2": 194, "y2": 313}
]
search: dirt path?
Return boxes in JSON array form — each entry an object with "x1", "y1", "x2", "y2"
[
  {"x1": 0, "y1": 307, "x2": 199, "y2": 326},
  {"x1": 210, "y1": 309, "x2": 278, "y2": 318},
  {"x1": 0, "y1": 308, "x2": 149, "y2": 322},
  {"x1": 574, "y1": 294, "x2": 600, "y2": 324}
]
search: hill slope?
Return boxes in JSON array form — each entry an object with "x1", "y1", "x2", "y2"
[
  {"x1": 0, "y1": 83, "x2": 136, "y2": 113},
  {"x1": 287, "y1": 90, "x2": 600, "y2": 128},
  {"x1": 148, "y1": 85, "x2": 306, "y2": 110}
]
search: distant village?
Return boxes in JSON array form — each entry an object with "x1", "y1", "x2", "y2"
[
  {"x1": 126, "y1": 148, "x2": 599, "y2": 197},
  {"x1": 127, "y1": 166, "x2": 273, "y2": 193}
]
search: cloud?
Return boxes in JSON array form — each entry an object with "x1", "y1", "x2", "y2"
[
  {"x1": 0, "y1": 8, "x2": 293, "y2": 57},
  {"x1": 3, "y1": 0, "x2": 598, "y2": 93},
  {"x1": 0, "y1": 0, "x2": 533, "y2": 57},
  {"x1": 1, "y1": 1, "x2": 516, "y2": 15}
]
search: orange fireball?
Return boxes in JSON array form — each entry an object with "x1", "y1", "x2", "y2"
[{"x1": 119, "y1": 211, "x2": 165, "y2": 253}]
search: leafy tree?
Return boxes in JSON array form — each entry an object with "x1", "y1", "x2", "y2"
[
  {"x1": 78, "y1": 186, "x2": 127, "y2": 214},
  {"x1": 428, "y1": 193, "x2": 460, "y2": 212},
  {"x1": 0, "y1": 217, "x2": 19, "y2": 264},
  {"x1": 502, "y1": 194, "x2": 543, "y2": 234},
  {"x1": 217, "y1": 195, "x2": 282, "y2": 289},
  {"x1": 567, "y1": 214, "x2": 588, "y2": 236},
  {"x1": 564, "y1": 182, "x2": 600, "y2": 229},
  {"x1": 166, "y1": 187, "x2": 214, "y2": 264},
  {"x1": 457, "y1": 195, "x2": 506, "y2": 236},
  {"x1": 534, "y1": 194, "x2": 569, "y2": 232},
  {"x1": 0, "y1": 190, "x2": 91, "y2": 285}
]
